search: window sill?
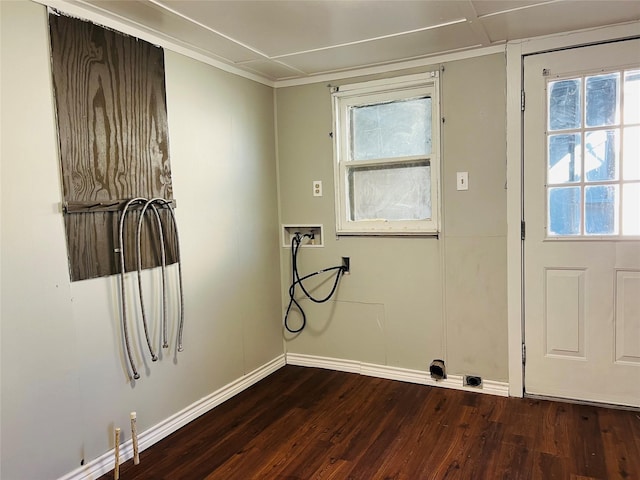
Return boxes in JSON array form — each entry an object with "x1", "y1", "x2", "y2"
[{"x1": 336, "y1": 230, "x2": 440, "y2": 238}]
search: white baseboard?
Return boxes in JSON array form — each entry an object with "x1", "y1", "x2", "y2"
[
  {"x1": 58, "y1": 354, "x2": 286, "y2": 480},
  {"x1": 285, "y1": 353, "x2": 509, "y2": 397}
]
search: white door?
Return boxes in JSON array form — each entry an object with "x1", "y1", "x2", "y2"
[{"x1": 524, "y1": 39, "x2": 640, "y2": 407}]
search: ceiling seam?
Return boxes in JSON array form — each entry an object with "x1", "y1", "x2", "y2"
[
  {"x1": 476, "y1": 0, "x2": 563, "y2": 19},
  {"x1": 148, "y1": 0, "x2": 272, "y2": 60},
  {"x1": 459, "y1": 1, "x2": 492, "y2": 46},
  {"x1": 269, "y1": 18, "x2": 469, "y2": 60}
]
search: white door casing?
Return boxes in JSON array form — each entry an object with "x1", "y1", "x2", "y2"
[{"x1": 523, "y1": 39, "x2": 640, "y2": 407}]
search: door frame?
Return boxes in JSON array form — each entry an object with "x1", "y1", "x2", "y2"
[{"x1": 505, "y1": 21, "x2": 640, "y2": 398}]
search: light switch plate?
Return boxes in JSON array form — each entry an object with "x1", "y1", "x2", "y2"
[{"x1": 456, "y1": 172, "x2": 469, "y2": 191}]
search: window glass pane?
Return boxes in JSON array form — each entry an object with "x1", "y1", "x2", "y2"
[
  {"x1": 351, "y1": 97, "x2": 432, "y2": 161},
  {"x1": 548, "y1": 79, "x2": 581, "y2": 131},
  {"x1": 585, "y1": 129, "x2": 619, "y2": 181},
  {"x1": 622, "y1": 183, "x2": 640, "y2": 235},
  {"x1": 624, "y1": 70, "x2": 640, "y2": 124},
  {"x1": 585, "y1": 185, "x2": 618, "y2": 235},
  {"x1": 586, "y1": 73, "x2": 620, "y2": 127},
  {"x1": 548, "y1": 186, "x2": 581, "y2": 235},
  {"x1": 623, "y1": 126, "x2": 640, "y2": 180},
  {"x1": 548, "y1": 134, "x2": 581, "y2": 183},
  {"x1": 348, "y1": 162, "x2": 431, "y2": 221}
]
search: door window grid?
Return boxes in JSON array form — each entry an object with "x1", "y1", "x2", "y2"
[{"x1": 546, "y1": 68, "x2": 640, "y2": 237}]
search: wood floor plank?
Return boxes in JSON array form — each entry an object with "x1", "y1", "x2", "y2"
[
  {"x1": 101, "y1": 366, "x2": 640, "y2": 480},
  {"x1": 568, "y1": 404, "x2": 608, "y2": 479},
  {"x1": 531, "y1": 451, "x2": 570, "y2": 480},
  {"x1": 598, "y1": 407, "x2": 640, "y2": 479}
]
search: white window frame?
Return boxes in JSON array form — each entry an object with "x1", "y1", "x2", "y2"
[{"x1": 332, "y1": 72, "x2": 441, "y2": 236}]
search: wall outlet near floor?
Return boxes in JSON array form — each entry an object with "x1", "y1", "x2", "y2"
[{"x1": 464, "y1": 375, "x2": 483, "y2": 388}]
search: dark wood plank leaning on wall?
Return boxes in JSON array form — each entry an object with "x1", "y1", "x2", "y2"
[{"x1": 49, "y1": 11, "x2": 177, "y2": 281}]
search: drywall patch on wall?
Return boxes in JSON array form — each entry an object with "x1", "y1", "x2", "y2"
[
  {"x1": 440, "y1": 53, "x2": 509, "y2": 382},
  {"x1": 285, "y1": 300, "x2": 387, "y2": 365}
]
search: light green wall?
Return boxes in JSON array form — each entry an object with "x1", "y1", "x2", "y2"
[
  {"x1": 0, "y1": 1, "x2": 281, "y2": 478},
  {"x1": 276, "y1": 54, "x2": 508, "y2": 380}
]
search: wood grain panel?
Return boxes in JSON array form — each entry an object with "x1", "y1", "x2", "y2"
[
  {"x1": 49, "y1": 12, "x2": 175, "y2": 280},
  {"x1": 63, "y1": 209, "x2": 178, "y2": 280}
]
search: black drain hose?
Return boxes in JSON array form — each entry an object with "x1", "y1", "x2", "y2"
[{"x1": 284, "y1": 233, "x2": 346, "y2": 333}]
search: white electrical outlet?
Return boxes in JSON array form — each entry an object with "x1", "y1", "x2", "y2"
[
  {"x1": 456, "y1": 172, "x2": 469, "y2": 191},
  {"x1": 313, "y1": 180, "x2": 323, "y2": 197}
]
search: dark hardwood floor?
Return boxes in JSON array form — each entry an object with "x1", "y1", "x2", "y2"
[{"x1": 102, "y1": 365, "x2": 640, "y2": 480}]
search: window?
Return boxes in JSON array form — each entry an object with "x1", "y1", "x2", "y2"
[
  {"x1": 546, "y1": 68, "x2": 640, "y2": 237},
  {"x1": 332, "y1": 73, "x2": 440, "y2": 235}
]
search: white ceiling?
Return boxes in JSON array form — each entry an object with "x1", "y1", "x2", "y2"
[{"x1": 53, "y1": 0, "x2": 640, "y2": 85}]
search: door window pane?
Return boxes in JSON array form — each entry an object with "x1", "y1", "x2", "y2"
[
  {"x1": 585, "y1": 185, "x2": 618, "y2": 235},
  {"x1": 585, "y1": 129, "x2": 619, "y2": 181},
  {"x1": 350, "y1": 97, "x2": 432, "y2": 161},
  {"x1": 624, "y1": 70, "x2": 640, "y2": 124},
  {"x1": 622, "y1": 183, "x2": 640, "y2": 235},
  {"x1": 623, "y1": 126, "x2": 640, "y2": 180},
  {"x1": 548, "y1": 134, "x2": 581, "y2": 183},
  {"x1": 585, "y1": 73, "x2": 620, "y2": 127},
  {"x1": 548, "y1": 79, "x2": 581, "y2": 131},
  {"x1": 548, "y1": 187, "x2": 581, "y2": 235},
  {"x1": 349, "y1": 162, "x2": 431, "y2": 221}
]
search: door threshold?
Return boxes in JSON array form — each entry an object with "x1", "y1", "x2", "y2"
[{"x1": 524, "y1": 393, "x2": 640, "y2": 412}]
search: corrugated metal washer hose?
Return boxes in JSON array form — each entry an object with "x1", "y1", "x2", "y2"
[
  {"x1": 136, "y1": 199, "x2": 168, "y2": 358},
  {"x1": 118, "y1": 197, "x2": 148, "y2": 380},
  {"x1": 157, "y1": 198, "x2": 185, "y2": 352},
  {"x1": 117, "y1": 197, "x2": 185, "y2": 381}
]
